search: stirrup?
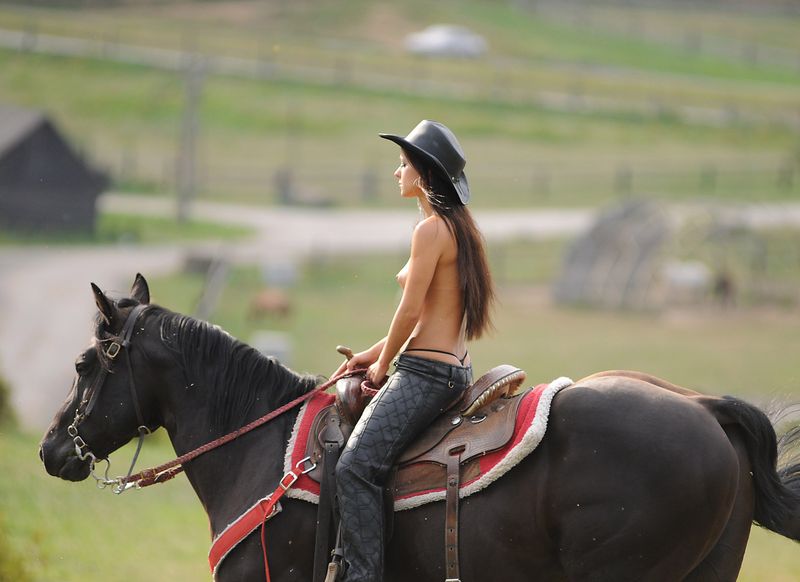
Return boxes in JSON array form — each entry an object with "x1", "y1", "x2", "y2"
[
  {"x1": 324, "y1": 551, "x2": 345, "y2": 582},
  {"x1": 324, "y1": 526, "x2": 345, "y2": 582},
  {"x1": 324, "y1": 560, "x2": 342, "y2": 582}
]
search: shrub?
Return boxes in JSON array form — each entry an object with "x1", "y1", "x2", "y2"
[
  {"x1": 0, "y1": 373, "x2": 16, "y2": 428},
  {"x1": 0, "y1": 514, "x2": 31, "y2": 582}
]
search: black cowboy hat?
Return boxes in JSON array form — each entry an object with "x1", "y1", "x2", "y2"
[{"x1": 379, "y1": 120, "x2": 470, "y2": 205}]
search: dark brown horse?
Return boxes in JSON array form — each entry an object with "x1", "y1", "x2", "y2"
[{"x1": 40, "y1": 275, "x2": 800, "y2": 581}]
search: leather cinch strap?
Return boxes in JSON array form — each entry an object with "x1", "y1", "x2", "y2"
[
  {"x1": 313, "y1": 411, "x2": 344, "y2": 582},
  {"x1": 445, "y1": 444, "x2": 465, "y2": 582}
]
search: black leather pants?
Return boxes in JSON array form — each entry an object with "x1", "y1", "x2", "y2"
[{"x1": 335, "y1": 354, "x2": 472, "y2": 582}]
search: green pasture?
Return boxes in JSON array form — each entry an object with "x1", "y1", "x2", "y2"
[
  {"x1": 2, "y1": 420, "x2": 798, "y2": 582},
  {"x1": 144, "y1": 241, "x2": 800, "y2": 398},
  {"x1": 0, "y1": 212, "x2": 252, "y2": 246},
  {"x1": 2, "y1": 0, "x2": 799, "y2": 83},
  {"x1": 3, "y1": 243, "x2": 800, "y2": 580},
  {"x1": 0, "y1": 429, "x2": 209, "y2": 581},
  {"x1": 2, "y1": 2, "x2": 800, "y2": 579},
  {"x1": 0, "y1": 1, "x2": 798, "y2": 208},
  {"x1": 0, "y1": 47, "x2": 795, "y2": 209}
]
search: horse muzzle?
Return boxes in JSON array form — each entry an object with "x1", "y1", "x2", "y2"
[{"x1": 40, "y1": 438, "x2": 91, "y2": 482}]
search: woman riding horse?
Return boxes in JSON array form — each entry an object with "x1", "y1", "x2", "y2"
[{"x1": 332, "y1": 120, "x2": 494, "y2": 581}]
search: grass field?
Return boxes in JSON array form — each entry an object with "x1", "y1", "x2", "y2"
[
  {"x1": 0, "y1": 212, "x2": 252, "y2": 246},
  {"x1": 146, "y1": 245, "x2": 800, "y2": 398},
  {"x1": 2, "y1": 1, "x2": 799, "y2": 579},
  {"x1": 4, "y1": 245, "x2": 799, "y2": 580},
  {"x1": 0, "y1": 1, "x2": 798, "y2": 207},
  {"x1": 2, "y1": 429, "x2": 798, "y2": 581}
]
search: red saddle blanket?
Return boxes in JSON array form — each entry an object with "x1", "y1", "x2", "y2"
[{"x1": 283, "y1": 376, "x2": 572, "y2": 510}]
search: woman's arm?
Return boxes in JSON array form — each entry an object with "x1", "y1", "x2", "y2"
[
  {"x1": 367, "y1": 217, "x2": 444, "y2": 385},
  {"x1": 331, "y1": 337, "x2": 387, "y2": 378}
]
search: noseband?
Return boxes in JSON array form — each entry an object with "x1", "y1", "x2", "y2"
[{"x1": 67, "y1": 303, "x2": 150, "y2": 494}]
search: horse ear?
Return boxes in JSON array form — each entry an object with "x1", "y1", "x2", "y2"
[
  {"x1": 91, "y1": 283, "x2": 115, "y2": 325},
  {"x1": 130, "y1": 273, "x2": 150, "y2": 305}
]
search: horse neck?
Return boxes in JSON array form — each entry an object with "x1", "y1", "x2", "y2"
[
  {"x1": 163, "y1": 388, "x2": 300, "y2": 536},
  {"x1": 151, "y1": 315, "x2": 309, "y2": 535}
]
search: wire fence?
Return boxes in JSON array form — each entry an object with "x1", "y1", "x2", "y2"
[
  {"x1": 2, "y1": 19, "x2": 799, "y2": 131},
  {"x1": 4, "y1": 11, "x2": 799, "y2": 208},
  {"x1": 96, "y1": 137, "x2": 799, "y2": 208},
  {"x1": 530, "y1": 0, "x2": 800, "y2": 73}
]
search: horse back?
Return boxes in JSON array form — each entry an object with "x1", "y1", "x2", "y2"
[{"x1": 537, "y1": 376, "x2": 743, "y2": 580}]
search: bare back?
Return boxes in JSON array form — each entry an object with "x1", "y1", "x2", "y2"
[{"x1": 397, "y1": 215, "x2": 468, "y2": 366}]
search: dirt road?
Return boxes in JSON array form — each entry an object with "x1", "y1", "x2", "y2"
[
  {"x1": 0, "y1": 198, "x2": 592, "y2": 429},
  {"x1": 4, "y1": 195, "x2": 800, "y2": 429}
]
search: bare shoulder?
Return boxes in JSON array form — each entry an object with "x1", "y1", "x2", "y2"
[
  {"x1": 412, "y1": 215, "x2": 455, "y2": 262},
  {"x1": 414, "y1": 215, "x2": 450, "y2": 244}
]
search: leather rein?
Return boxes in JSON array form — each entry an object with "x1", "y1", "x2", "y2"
[{"x1": 69, "y1": 303, "x2": 361, "y2": 494}]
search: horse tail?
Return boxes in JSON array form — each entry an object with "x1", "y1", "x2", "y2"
[{"x1": 708, "y1": 396, "x2": 800, "y2": 541}]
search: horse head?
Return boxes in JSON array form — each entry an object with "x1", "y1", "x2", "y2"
[{"x1": 39, "y1": 273, "x2": 163, "y2": 483}]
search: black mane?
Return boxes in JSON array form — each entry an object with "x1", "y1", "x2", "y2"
[{"x1": 94, "y1": 300, "x2": 319, "y2": 433}]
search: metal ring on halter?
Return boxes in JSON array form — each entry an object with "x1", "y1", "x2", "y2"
[
  {"x1": 113, "y1": 479, "x2": 141, "y2": 495},
  {"x1": 90, "y1": 457, "x2": 113, "y2": 489},
  {"x1": 73, "y1": 436, "x2": 93, "y2": 462},
  {"x1": 66, "y1": 304, "x2": 150, "y2": 495}
]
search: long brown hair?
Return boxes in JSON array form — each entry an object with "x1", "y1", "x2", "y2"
[{"x1": 405, "y1": 149, "x2": 495, "y2": 340}]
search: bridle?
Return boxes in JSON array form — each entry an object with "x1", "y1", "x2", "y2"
[
  {"x1": 67, "y1": 303, "x2": 151, "y2": 494},
  {"x1": 64, "y1": 302, "x2": 366, "y2": 581},
  {"x1": 66, "y1": 301, "x2": 363, "y2": 496}
]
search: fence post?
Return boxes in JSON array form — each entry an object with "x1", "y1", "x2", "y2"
[
  {"x1": 742, "y1": 42, "x2": 759, "y2": 67},
  {"x1": 615, "y1": 165, "x2": 632, "y2": 196},
  {"x1": 361, "y1": 166, "x2": 378, "y2": 202},
  {"x1": 335, "y1": 56, "x2": 352, "y2": 86},
  {"x1": 684, "y1": 31, "x2": 702, "y2": 55},
  {"x1": 777, "y1": 161, "x2": 794, "y2": 190},
  {"x1": 532, "y1": 168, "x2": 550, "y2": 198},
  {"x1": 120, "y1": 147, "x2": 138, "y2": 186},
  {"x1": 176, "y1": 55, "x2": 205, "y2": 223},
  {"x1": 21, "y1": 19, "x2": 37, "y2": 52},
  {"x1": 700, "y1": 164, "x2": 717, "y2": 192},
  {"x1": 274, "y1": 167, "x2": 294, "y2": 205}
]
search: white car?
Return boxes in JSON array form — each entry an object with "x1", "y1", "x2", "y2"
[{"x1": 405, "y1": 24, "x2": 488, "y2": 58}]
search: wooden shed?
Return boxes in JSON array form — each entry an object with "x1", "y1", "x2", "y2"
[{"x1": 0, "y1": 104, "x2": 108, "y2": 232}]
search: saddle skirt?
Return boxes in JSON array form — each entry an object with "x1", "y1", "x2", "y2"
[{"x1": 282, "y1": 374, "x2": 573, "y2": 510}]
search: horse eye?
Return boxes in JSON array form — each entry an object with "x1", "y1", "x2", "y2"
[{"x1": 75, "y1": 357, "x2": 90, "y2": 375}]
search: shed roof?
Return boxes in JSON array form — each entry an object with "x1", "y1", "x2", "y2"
[{"x1": 0, "y1": 103, "x2": 45, "y2": 158}]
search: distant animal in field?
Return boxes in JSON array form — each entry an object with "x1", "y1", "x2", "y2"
[{"x1": 249, "y1": 287, "x2": 291, "y2": 319}]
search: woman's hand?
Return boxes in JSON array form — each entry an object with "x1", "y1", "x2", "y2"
[
  {"x1": 366, "y1": 359, "x2": 390, "y2": 388},
  {"x1": 331, "y1": 344, "x2": 382, "y2": 379},
  {"x1": 347, "y1": 350, "x2": 379, "y2": 372}
]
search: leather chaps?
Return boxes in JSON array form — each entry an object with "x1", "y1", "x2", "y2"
[{"x1": 335, "y1": 354, "x2": 472, "y2": 582}]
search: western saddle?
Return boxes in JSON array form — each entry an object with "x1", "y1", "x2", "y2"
[{"x1": 306, "y1": 348, "x2": 528, "y2": 582}]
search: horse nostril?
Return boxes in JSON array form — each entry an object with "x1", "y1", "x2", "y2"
[{"x1": 39, "y1": 445, "x2": 44, "y2": 462}]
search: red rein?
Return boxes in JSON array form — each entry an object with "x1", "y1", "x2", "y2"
[
  {"x1": 124, "y1": 369, "x2": 364, "y2": 489},
  {"x1": 121, "y1": 369, "x2": 364, "y2": 581}
]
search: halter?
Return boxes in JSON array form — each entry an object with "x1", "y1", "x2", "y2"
[
  {"x1": 69, "y1": 303, "x2": 365, "y2": 494},
  {"x1": 67, "y1": 303, "x2": 150, "y2": 494}
]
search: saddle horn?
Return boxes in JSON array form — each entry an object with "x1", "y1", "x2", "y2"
[{"x1": 336, "y1": 345, "x2": 354, "y2": 361}]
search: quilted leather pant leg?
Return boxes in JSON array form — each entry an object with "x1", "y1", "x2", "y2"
[{"x1": 335, "y1": 355, "x2": 471, "y2": 582}]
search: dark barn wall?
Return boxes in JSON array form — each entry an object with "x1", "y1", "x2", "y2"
[{"x1": 0, "y1": 121, "x2": 107, "y2": 232}]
